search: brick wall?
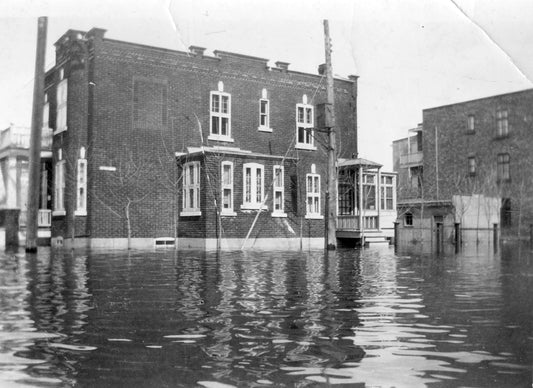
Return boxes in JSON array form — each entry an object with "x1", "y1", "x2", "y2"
[
  {"x1": 422, "y1": 89, "x2": 533, "y2": 231},
  {"x1": 49, "y1": 29, "x2": 358, "y2": 241}
]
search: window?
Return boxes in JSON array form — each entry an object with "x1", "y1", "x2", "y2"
[
  {"x1": 272, "y1": 165, "x2": 285, "y2": 216},
  {"x1": 209, "y1": 82, "x2": 232, "y2": 141},
  {"x1": 296, "y1": 95, "x2": 315, "y2": 150},
  {"x1": 75, "y1": 153, "x2": 87, "y2": 216},
  {"x1": 221, "y1": 161, "x2": 235, "y2": 215},
  {"x1": 133, "y1": 78, "x2": 168, "y2": 128},
  {"x1": 404, "y1": 212, "x2": 413, "y2": 226},
  {"x1": 468, "y1": 156, "x2": 476, "y2": 176},
  {"x1": 338, "y1": 169, "x2": 355, "y2": 215},
  {"x1": 497, "y1": 153, "x2": 510, "y2": 182},
  {"x1": 380, "y1": 175, "x2": 394, "y2": 210},
  {"x1": 53, "y1": 155, "x2": 65, "y2": 216},
  {"x1": 43, "y1": 93, "x2": 49, "y2": 130},
  {"x1": 258, "y1": 99, "x2": 270, "y2": 131},
  {"x1": 242, "y1": 163, "x2": 265, "y2": 210},
  {"x1": 363, "y1": 174, "x2": 376, "y2": 210},
  {"x1": 467, "y1": 114, "x2": 475, "y2": 132},
  {"x1": 496, "y1": 109, "x2": 508, "y2": 137},
  {"x1": 305, "y1": 165, "x2": 321, "y2": 218},
  {"x1": 181, "y1": 161, "x2": 201, "y2": 216},
  {"x1": 55, "y1": 74, "x2": 68, "y2": 134}
]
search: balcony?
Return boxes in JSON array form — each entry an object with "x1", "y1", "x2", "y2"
[
  {"x1": 399, "y1": 151, "x2": 423, "y2": 167},
  {"x1": 337, "y1": 215, "x2": 379, "y2": 231},
  {"x1": 0, "y1": 126, "x2": 53, "y2": 152}
]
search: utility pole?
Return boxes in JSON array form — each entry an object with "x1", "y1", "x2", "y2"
[
  {"x1": 323, "y1": 20, "x2": 337, "y2": 250},
  {"x1": 25, "y1": 17, "x2": 47, "y2": 252}
]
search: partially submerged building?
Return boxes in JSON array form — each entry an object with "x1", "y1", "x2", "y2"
[
  {"x1": 0, "y1": 124, "x2": 52, "y2": 245},
  {"x1": 44, "y1": 28, "x2": 379, "y2": 249},
  {"x1": 393, "y1": 88, "x2": 533, "y2": 245}
]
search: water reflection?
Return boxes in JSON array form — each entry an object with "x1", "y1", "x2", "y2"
[{"x1": 0, "y1": 244, "x2": 530, "y2": 387}]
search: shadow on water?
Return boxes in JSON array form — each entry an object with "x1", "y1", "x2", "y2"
[{"x1": 0, "y1": 244, "x2": 530, "y2": 387}]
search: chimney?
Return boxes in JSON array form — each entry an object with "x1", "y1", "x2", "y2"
[
  {"x1": 189, "y1": 46, "x2": 206, "y2": 57},
  {"x1": 275, "y1": 61, "x2": 290, "y2": 71}
]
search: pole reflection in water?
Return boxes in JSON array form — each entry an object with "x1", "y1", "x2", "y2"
[{"x1": 0, "y1": 244, "x2": 530, "y2": 387}]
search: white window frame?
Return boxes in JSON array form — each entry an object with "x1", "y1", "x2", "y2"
[
  {"x1": 221, "y1": 161, "x2": 236, "y2": 216},
  {"x1": 75, "y1": 158, "x2": 87, "y2": 216},
  {"x1": 55, "y1": 78, "x2": 68, "y2": 135},
  {"x1": 181, "y1": 161, "x2": 201, "y2": 216},
  {"x1": 305, "y1": 172, "x2": 322, "y2": 219},
  {"x1": 496, "y1": 109, "x2": 508, "y2": 137},
  {"x1": 296, "y1": 102, "x2": 316, "y2": 150},
  {"x1": 468, "y1": 156, "x2": 476, "y2": 176},
  {"x1": 380, "y1": 175, "x2": 395, "y2": 211},
  {"x1": 467, "y1": 114, "x2": 475, "y2": 132},
  {"x1": 258, "y1": 98, "x2": 272, "y2": 132},
  {"x1": 208, "y1": 90, "x2": 233, "y2": 142},
  {"x1": 272, "y1": 165, "x2": 286, "y2": 217},
  {"x1": 242, "y1": 163, "x2": 266, "y2": 210},
  {"x1": 53, "y1": 159, "x2": 66, "y2": 216}
]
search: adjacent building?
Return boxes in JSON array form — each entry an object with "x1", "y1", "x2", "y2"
[
  {"x1": 393, "y1": 88, "x2": 533, "y2": 243},
  {"x1": 0, "y1": 124, "x2": 52, "y2": 244},
  {"x1": 45, "y1": 28, "x2": 369, "y2": 249}
]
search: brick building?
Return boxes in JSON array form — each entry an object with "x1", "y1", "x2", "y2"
[
  {"x1": 393, "y1": 88, "x2": 533, "y2": 240},
  {"x1": 46, "y1": 28, "x2": 360, "y2": 249}
]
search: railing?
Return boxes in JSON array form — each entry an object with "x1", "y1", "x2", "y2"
[
  {"x1": 337, "y1": 215, "x2": 359, "y2": 230},
  {"x1": 399, "y1": 151, "x2": 423, "y2": 167},
  {"x1": 337, "y1": 215, "x2": 379, "y2": 231},
  {"x1": 38, "y1": 209, "x2": 52, "y2": 227},
  {"x1": 0, "y1": 127, "x2": 53, "y2": 151}
]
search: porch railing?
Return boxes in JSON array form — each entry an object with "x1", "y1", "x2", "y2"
[
  {"x1": 337, "y1": 215, "x2": 379, "y2": 231},
  {"x1": 38, "y1": 209, "x2": 52, "y2": 227}
]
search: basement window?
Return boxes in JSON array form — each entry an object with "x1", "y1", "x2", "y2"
[{"x1": 154, "y1": 237, "x2": 175, "y2": 248}]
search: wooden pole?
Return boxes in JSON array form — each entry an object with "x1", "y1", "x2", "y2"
[
  {"x1": 323, "y1": 20, "x2": 337, "y2": 251},
  {"x1": 26, "y1": 17, "x2": 47, "y2": 252}
]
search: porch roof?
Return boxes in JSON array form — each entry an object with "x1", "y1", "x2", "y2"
[
  {"x1": 175, "y1": 146, "x2": 298, "y2": 161},
  {"x1": 338, "y1": 157, "x2": 382, "y2": 169}
]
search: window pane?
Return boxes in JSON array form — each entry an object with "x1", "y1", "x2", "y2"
[
  {"x1": 211, "y1": 116, "x2": 219, "y2": 135},
  {"x1": 221, "y1": 96, "x2": 228, "y2": 114},
  {"x1": 245, "y1": 168, "x2": 251, "y2": 202},
  {"x1": 222, "y1": 165, "x2": 231, "y2": 185},
  {"x1": 260, "y1": 100, "x2": 267, "y2": 114},
  {"x1": 223, "y1": 188, "x2": 231, "y2": 209},
  {"x1": 298, "y1": 127, "x2": 305, "y2": 143},
  {"x1": 212, "y1": 94, "x2": 219, "y2": 112},
  {"x1": 298, "y1": 107, "x2": 304, "y2": 123},
  {"x1": 306, "y1": 108, "x2": 312, "y2": 124},
  {"x1": 256, "y1": 168, "x2": 262, "y2": 202},
  {"x1": 275, "y1": 191, "x2": 282, "y2": 210},
  {"x1": 221, "y1": 117, "x2": 228, "y2": 136}
]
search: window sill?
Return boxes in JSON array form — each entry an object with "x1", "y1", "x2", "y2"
[
  {"x1": 241, "y1": 204, "x2": 268, "y2": 211},
  {"x1": 258, "y1": 126, "x2": 273, "y2": 133},
  {"x1": 271, "y1": 212, "x2": 287, "y2": 218},
  {"x1": 52, "y1": 210, "x2": 66, "y2": 217},
  {"x1": 221, "y1": 211, "x2": 237, "y2": 217},
  {"x1": 295, "y1": 143, "x2": 317, "y2": 151},
  {"x1": 74, "y1": 210, "x2": 87, "y2": 216},
  {"x1": 305, "y1": 214, "x2": 323, "y2": 220},
  {"x1": 53, "y1": 128, "x2": 67, "y2": 136},
  {"x1": 208, "y1": 135, "x2": 234, "y2": 143},
  {"x1": 466, "y1": 130, "x2": 475, "y2": 134},
  {"x1": 180, "y1": 210, "x2": 202, "y2": 217}
]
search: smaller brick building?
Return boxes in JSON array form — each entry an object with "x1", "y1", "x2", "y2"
[
  {"x1": 393, "y1": 88, "x2": 533, "y2": 239},
  {"x1": 45, "y1": 28, "x2": 360, "y2": 249}
]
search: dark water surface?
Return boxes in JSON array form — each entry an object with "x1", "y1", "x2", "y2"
[{"x1": 0, "y1": 243, "x2": 531, "y2": 387}]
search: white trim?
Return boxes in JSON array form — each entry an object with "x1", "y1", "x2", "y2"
[
  {"x1": 76, "y1": 158, "x2": 87, "y2": 216},
  {"x1": 210, "y1": 90, "x2": 231, "y2": 140},
  {"x1": 99, "y1": 166, "x2": 116, "y2": 171},
  {"x1": 258, "y1": 126, "x2": 273, "y2": 133},
  {"x1": 54, "y1": 159, "x2": 66, "y2": 213},
  {"x1": 271, "y1": 212, "x2": 287, "y2": 218},
  {"x1": 242, "y1": 162, "x2": 265, "y2": 209},
  {"x1": 208, "y1": 134, "x2": 234, "y2": 142},
  {"x1": 52, "y1": 210, "x2": 66, "y2": 217},
  {"x1": 306, "y1": 172, "x2": 321, "y2": 217},
  {"x1": 182, "y1": 161, "x2": 201, "y2": 214},
  {"x1": 220, "y1": 211, "x2": 237, "y2": 217},
  {"x1": 272, "y1": 165, "x2": 285, "y2": 215},
  {"x1": 305, "y1": 214, "x2": 324, "y2": 220},
  {"x1": 55, "y1": 78, "x2": 68, "y2": 134},
  {"x1": 295, "y1": 143, "x2": 317, "y2": 151},
  {"x1": 180, "y1": 210, "x2": 202, "y2": 217},
  {"x1": 221, "y1": 161, "x2": 234, "y2": 215},
  {"x1": 296, "y1": 101, "x2": 314, "y2": 148}
]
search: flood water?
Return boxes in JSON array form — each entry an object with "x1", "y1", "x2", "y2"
[{"x1": 0, "y1": 243, "x2": 531, "y2": 387}]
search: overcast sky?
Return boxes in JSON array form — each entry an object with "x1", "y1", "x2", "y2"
[{"x1": 1, "y1": 0, "x2": 532, "y2": 170}]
